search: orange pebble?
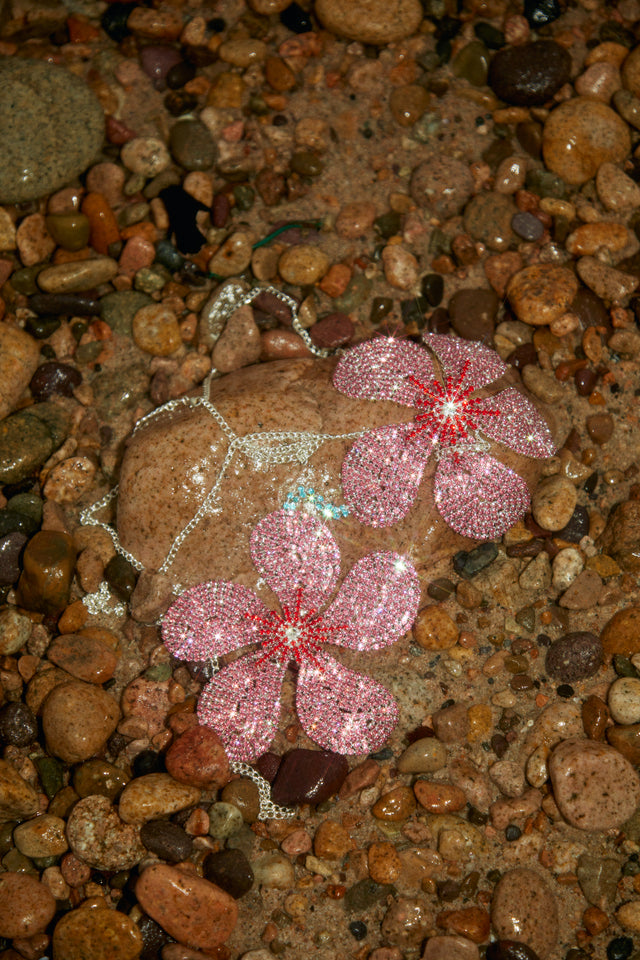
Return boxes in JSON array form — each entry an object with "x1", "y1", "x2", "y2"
[
  {"x1": 52, "y1": 247, "x2": 92, "y2": 264},
  {"x1": 120, "y1": 221, "x2": 157, "y2": 243},
  {"x1": 67, "y1": 14, "x2": 100, "y2": 42},
  {"x1": 81, "y1": 192, "x2": 120, "y2": 256},
  {"x1": 318, "y1": 263, "x2": 351, "y2": 297}
]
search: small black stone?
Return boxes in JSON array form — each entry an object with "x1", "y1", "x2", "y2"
[
  {"x1": 101, "y1": 2, "x2": 136, "y2": 42},
  {"x1": 421, "y1": 273, "x2": 444, "y2": 307},
  {"x1": 505, "y1": 824, "x2": 521, "y2": 841},
  {"x1": 133, "y1": 750, "x2": 166, "y2": 778},
  {"x1": 204, "y1": 849, "x2": 254, "y2": 899},
  {"x1": 453, "y1": 542, "x2": 499, "y2": 579},
  {"x1": 280, "y1": 2, "x2": 312, "y2": 33},
  {"x1": 165, "y1": 61, "x2": 197, "y2": 90},
  {"x1": 30, "y1": 362, "x2": 82, "y2": 402},
  {"x1": 348, "y1": 921, "x2": 368, "y2": 941},
  {"x1": 0, "y1": 702, "x2": 38, "y2": 746},
  {"x1": 556, "y1": 684, "x2": 574, "y2": 699},
  {"x1": 524, "y1": 0, "x2": 560, "y2": 26},
  {"x1": 159, "y1": 185, "x2": 209, "y2": 254},
  {"x1": 607, "y1": 937, "x2": 634, "y2": 960},
  {"x1": 556, "y1": 505, "x2": 590, "y2": 543},
  {"x1": 474, "y1": 22, "x2": 505, "y2": 49}
]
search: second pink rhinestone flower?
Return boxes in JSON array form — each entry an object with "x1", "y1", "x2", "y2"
[{"x1": 333, "y1": 334, "x2": 556, "y2": 538}]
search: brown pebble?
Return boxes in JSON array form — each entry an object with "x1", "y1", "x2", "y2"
[
  {"x1": 42, "y1": 681, "x2": 120, "y2": 763},
  {"x1": 601, "y1": 605, "x2": 640, "y2": 661},
  {"x1": 368, "y1": 840, "x2": 402, "y2": 884},
  {"x1": 165, "y1": 725, "x2": 230, "y2": 789},
  {"x1": 432, "y1": 703, "x2": 469, "y2": 743},
  {"x1": 607, "y1": 724, "x2": 640, "y2": 765},
  {"x1": 507, "y1": 264, "x2": 578, "y2": 327},
  {"x1": 371, "y1": 785, "x2": 416, "y2": 821},
  {"x1": 491, "y1": 868, "x2": 558, "y2": 957},
  {"x1": 586, "y1": 412, "x2": 614, "y2": 445},
  {"x1": 221, "y1": 778, "x2": 260, "y2": 822},
  {"x1": 436, "y1": 906, "x2": 490, "y2": 943},
  {"x1": 260, "y1": 329, "x2": 313, "y2": 360},
  {"x1": 313, "y1": 820, "x2": 351, "y2": 860},
  {"x1": 46, "y1": 633, "x2": 118, "y2": 684},
  {"x1": 542, "y1": 98, "x2": 630, "y2": 185},
  {"x1": 414, "y1": 780, "x2": 466, "y2": 813},
  {"x1": 413, "y1": 605, "x2": 459, "y2": 650},
  {"x1": 337, "y1": 758, "x2": 380, "y2": 799},
  {"x1": 136, "y1": 864, "x2": 238, "y2": 951},
  {"x1": 52, "y1": 907, "x2": 143, "y2": 960},
  {"x1": 0, "y1": 873, "x2": 56, "y2": 939},
  {"x1": 582, "y1": 695, "x2": 609, "y2": 740}
]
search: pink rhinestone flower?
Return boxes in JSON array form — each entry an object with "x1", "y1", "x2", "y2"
[
  {"x1": 333, "y1": 334, "x2": 555, "y2": 539},
  {"x1": 162, "y1": 509, "x2": 420, "y2": 762}
]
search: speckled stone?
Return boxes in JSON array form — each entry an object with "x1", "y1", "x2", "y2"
[
  {"x1": 410, "y1": 156, "x2": 474, "y2": 219},
  {"x1": 545, "y1": 632, "x2": 603, "y2": 683},
  {"x1": 66, "y1": 795, "x2": 146, "y2": 871},
  {"x1": 464, "y1": 193, "x2": 516, "y2": 251},
  {"x1": 491, "y1": 868, "x2": 558, "y2": 957},
  {"x1": 136, "y1": 864, "x2": 238, "y2": 950},
  {"x1": 531, "y1": 476, "x2": 577, "y2": 532},
  {"x1": 0, "y1": 58, "x2": 104, "y2": 203},
  {"x1": 314, "y1": 0, "x2": 423, "y2": 45},
  {"x1": 599, "y1": 504, "x2": 640, "y2": 572},
  {"x1": 397, "y1": 738, "x2": 448, "y2": 774},
  {"x1": 52, "y1": 907, "x2": 143, "y2": 960},
  {"x1": 0, "y1": 872, "x2": 56, "y2": 939},
  {"x1": 601, "y1": 606, "x2": 640, "y2": 662},
  {"x1": 577, "y1": 256, "x2": 638, "y2": 302},
  {"x1": 507, "y1": 264, "x2": 578, "y2": 326},
  {"x1": 47, "y1": 633, "x2": 118, "y2": 684},
  {"x1": 165, "y1": 725, "x2": 230, "y2": 789},
  {"x1": 549, "y1": 738, "x2": 640, "y2": 830},
  {"x1": 0, "y1": 324, "x2": 39, "y2": 420},
  {"x1": 542, "y1": 97, "x2": 631, "y2": 185},
  {"x1": 13, "y1": 814, "x2": 68, "y2": 858}
]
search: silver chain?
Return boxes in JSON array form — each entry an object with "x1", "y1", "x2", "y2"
[{"x1": 229, "y1": 761, "x2": 293, "y2": 820}]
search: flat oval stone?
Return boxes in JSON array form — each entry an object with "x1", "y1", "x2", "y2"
[
  {"x1": 165, "y1": 725, "x2": 230, "y2": 789},
  {"x1": 16, "y1": 530, "x2": 76, "y2": 616},
  {"x1": 0, "y1": 407, "x2": 65, "y2": 485},
  {"x1": 608, "y1": 676, "x2": 640, "y2": 725},
  {"x1": 271, "y1": 749, "x2": 348, "y2": 805},
  {"x1": 424, "y1": 935, "x2": 480, "y2": 959},
  {"x1": 531, "y1": 476, "x2": 577, "y2": 532},
  {"x1": 46, "y1": 633, "x2": 118, "y2": 684},
  {"x1": 397, "y1": 738, "x2": 448, "y2": 774},
  {"x1": 491, "y1": 868, "x2": 558, "y2": 957},
  {"x1": 41, "y1": 681, "x2": 120, "y2": 763},
  {"x1": 543, "y1": 97, "x2": 631, "y2": 185},
  {"x1": 170, "y1": 119, "x2": 217, "y2": 171},
  {"x1": 278, "y1": 244, "x2": 330, "y2": 285},
  {"x1": 549, "y1": 738, "x2": 640, "y2": 829},
  {"x1": 136, "y1": 863, "x2": 238, "y2": 950},
  {"x1": 13, "y1": 813, "x2": 68, "y2": 858},
  {"x1": 0, "y1": 872, "x2": 56, "y2": 938},
  {"x1": 0, "y1": 58, "x2": 104, "y2": 203},
  {"x1": 118, "y1": 773, "x2": 201, "y2": 823},
  {"x1": 67, "y1": 795, "x2": 146, "y2": 870},
  {"x1": 314, "y1": 0, "x2": 423, "y2": 45},
  {"x1": 463, "y1": 193, "x2": 515, "y2": 251},
  {"x1": 545, "y1": 632, "x2": 603, "y2": 682},
  {"x1": 36, "y1": 258, "x2": 118, "y2": 293},
  {"x1": 488, "y1": 40, "x2": 571, "y2": 106},
  {"x1": 204, "y1": 848, "x2": 254, "y2": 898},
  {"x1": 52, "y1": 905, "x2": 143, "y2": 960},
  {"x1": 73, "y1": 759, "x2": 130, "y2": 801}
]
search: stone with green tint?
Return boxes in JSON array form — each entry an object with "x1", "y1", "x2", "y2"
[
  {"x1": 344, "y1": 878, "x2": 394, "y2": 913},
  {"x1": 25, "y1": 315, "x2": 61, "y2": 340},
  {"x1": 525, "y1": 169, "x2": 566, "y2": 198},
  {"x1": 11, "y1": 266, "x2": 44, "y2": 295},
  {"x1": 290, "y1": 152, "x2": 323, "y2": 177},
  {"x1": 374, "y1": 211, "x2": 402, "y2": 239},
  {"x1": 35, "y1": 756, "x2": 65, "y2": 799},
  {"x1": 45, "y1": 213, "x2": 90, "y2": 251},
  {"x1": 333, "y1": 275, "x2": 372, "y2": 313},
  {"x1": 145, "y1": 663, "x2": 172, "y2": 682},
  {"x1": 73, "y1": 760, "x2": 130, "y2": 801},
  {"x1": 169, "y1": 119, "x2": 217, "y2": 171},
  {"x1": 452, "y1": 40, "x2": 489, "y2": 86},
  {"x1": 614, "y1": 654, "x2": 639, "y2": 678},
  {"x1": 134, "y1": 265, "x2": 170, "y2": 294},
  {"x1": 101, "y1": 290, "x2": 153, "y2": 336},
  {"x1": 0, "y1": 407, "x2": 68, "y2": 484},
  {"x1": 233, "y1": 185, "x2": 255, "y2": 211},
  {"x1": 74, "y1": 342, "x2": 103, "y2": 364}
]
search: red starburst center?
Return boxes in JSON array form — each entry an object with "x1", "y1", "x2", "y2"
[
  {"x1": 407, "y1": 359, "x2": 500, "y2": 446},
  {"x1": 247, "y1": 587, "x2": 339, "y2": 669}
]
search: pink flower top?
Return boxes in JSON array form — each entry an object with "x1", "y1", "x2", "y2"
[
  {"x1": 162, "y1": 509, "x2": 420, "y2": 762},
  {"x1": 333, "y1": 334, "x2": 556, "y2": 539}
]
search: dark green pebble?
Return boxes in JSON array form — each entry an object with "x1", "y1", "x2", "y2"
[
  {"x1": 525, "y1": 169, "x2": 566, "y2": 199},
  {"x1": 0, "y1": 510, "x2": 39, "y2": 538},
  {"x1": 233, "y1": 185, "x2": 255, "y2": 211},
  {"x1": 474, "y1": 21, "x2": 505, "y2": 48},
  {"x1": 11, "y1": 266, "x2": 44, "y2": 295},
  {"x1": 607, "y1": 937, "x2": 634, "y2": 960},
  {"x1": 374, "y1": 211, "x2": 402, "y2": 238},
  {"x1": 25, "y1": 316, "x2": 61, "y2": 340},
  {"x1": 166, "y1": 61, "x2": 197, "y2": 90},
  {"x1": 344, "y1": 879, "x2": 394, "y2": 913},
  {"x1": 453, "y1": 542, "x2": 499, "y2": 579},
  {"x1": 35, "y1": 756, "x2": 64, "y2": 799},
  {"x1": 427, "y1": 577, "x2": 455, "y2": 601},
  {"x1": 614, "y1": 654, "x2": 639, "y2": 678}
]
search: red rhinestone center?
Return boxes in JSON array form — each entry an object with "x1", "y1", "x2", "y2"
[{"x1": 407, "y1": 359, "x2": 500, "y2": 447}]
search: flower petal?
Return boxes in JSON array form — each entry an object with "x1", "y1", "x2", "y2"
[
  {"x1": 424, "y1": 333, "x2": 508, "y2": 391},
  {"x1": 342, "y1": 423, "x2": 430, "y2": 527},
  {"x1": 322, "y1": 552, "x2": 420, "y2": 651},
  {"x1": 333, "y1": 337, "x2": 436, "y2": 407},
  {"x1": 477, "y1": 386, "x2": 556, "y2": 458},
  {"x1": 296, "y1": 652, "x2": 399, "y2": 755},
  {"x1": 162, "y1": 581, "x2": 267, "y2": 660},
  {"x1": 434, "y1": 451, "x2": 530, "y2": 539},
  {"x1": 250, "y1": 508, "x2": 340, "y2": 613},
  {"x1": 197, "y1": 652, "x2": 286, "y2": 762}
]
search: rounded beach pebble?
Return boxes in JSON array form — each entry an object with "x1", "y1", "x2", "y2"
[
  {"x1": 548, "y1": 738, "x2": 640, "y2": 830},
  {"x1": 0, "y1": 58, "x2": 104, "y2": 203}
]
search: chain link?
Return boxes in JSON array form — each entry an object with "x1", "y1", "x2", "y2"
[{"x1": 229, "y1": 761, "x2": 294, "y2": 820}]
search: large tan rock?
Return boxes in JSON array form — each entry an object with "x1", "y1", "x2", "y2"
[{"x1": 116, "y1": 357, "x2": 552, "y2": 597}]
